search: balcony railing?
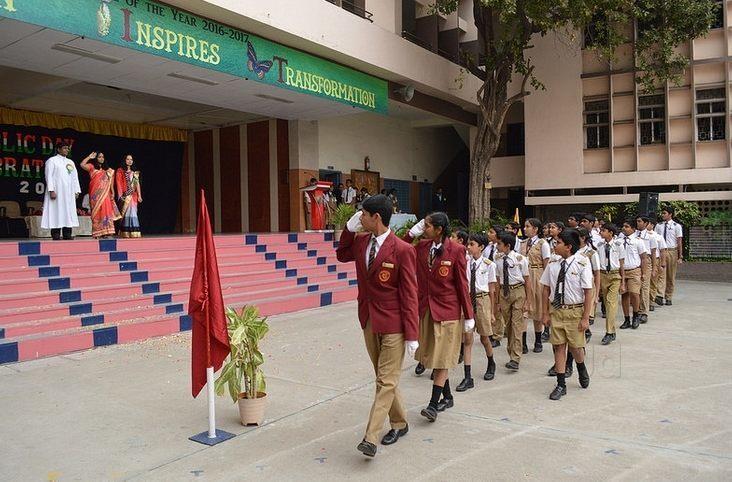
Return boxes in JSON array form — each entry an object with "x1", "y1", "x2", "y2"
[{"x1": 324, "y1": 0, "x2": 373, "y2": 22}]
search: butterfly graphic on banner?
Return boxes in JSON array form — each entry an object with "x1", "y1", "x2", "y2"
[{"x1": 246, "y1": 41, "x2": 273, "y2": 79}]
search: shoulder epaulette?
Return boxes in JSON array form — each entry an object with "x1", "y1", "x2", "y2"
[
  {"x1": 482, "y1": 257, "x2": 492, "y2": 265},
  {"x1": 516, "y1": 254, "x2": 524, "y2": 261}
]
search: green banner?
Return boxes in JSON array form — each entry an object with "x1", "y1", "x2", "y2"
[{"x1": 0, "y1": 0, "x2": 388, "y2": 113}]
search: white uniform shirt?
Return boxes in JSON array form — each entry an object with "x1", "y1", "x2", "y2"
[
  {"x1": 482, "y1": 242, "x2": 498, "y2": 261},
  {"x1": 579, "y1": 245, "x2": 601, "y2": 272},
  {"x1": 41, "y1": 154, "x2": 81, "y2": 229},
  {"x1": 633, "y1": 229, "x2": 657, "y2": 255},
  {"x1": 342, "y1": 186, "x2": 357, "y2": 204},
  {"x1": 540, "y1": 253, "x2": 594, "y2": 305},
  {"x1": 525, "y1": 235, "x2": 552, "y2": 261},
  {"x1": 620, "y1": 233, "x2": 648, "y2": 269},
  {"x1": 365, "y1": 228, "x2": 391, "y2": 267},
  {"x1": 596, "y1": 237, "x2": 626, "y2": 271},
  {"x1": 494, "y1": 251, "x2": 529, "y2": 286},
  {"x1": 466, "y1": 255, "x2": 497, "y2": 294},
  {"x1": 547, "y1": 237, "x2": 562, "y2": 263},
  {"x1": 649, "y1": 229, "x2": 666, "y2": 257},
  {"x1": 590, "y1": 229, "x2": 603, "y2": 247},
  {"x1": 655, "y1": 219, "x2": 683, "y2": 249}
]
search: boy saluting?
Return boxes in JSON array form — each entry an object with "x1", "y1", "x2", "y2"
[{"x1": 540, "y1": 230, "x2": 593, "y2": 400}]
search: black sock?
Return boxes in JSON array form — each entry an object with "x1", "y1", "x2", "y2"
[
  {"x1": 522, "y1": 332, "x2": 527, "y2": 346},
  {"x1": 535, "y1": 331, "x2": 542, "y2": 344},
  {"x1": 577, "y1": 361, "x2": 588, "y2": 376},
  {"x1": 442, "y1": 379, "x2": 452, "y2": 399},
  {"x1": 567, "y1": 352, "x2": 574, "y2": 367},
  {"x1": 487, "y1": 355, "x2": 494, "y2": 366},
  {"x1": 557, "y1": 372, "x2": 566, "y2": 388},
  {"x1": 464, "y1": 364, "x2": 471, "y2": 379},
  {"x1": 429, "y1": 385, "x2": 442, "y2": 408}
]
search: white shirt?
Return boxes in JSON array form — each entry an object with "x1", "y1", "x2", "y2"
[
  {"x1": 620, "y1": 233, "x2": 648, "y2": 269},
  {"x1": 578, "y1": 245, "x2": 601, "y2": 272},
  {"x1": 596, "y1": 237, "x2": 626, "y2": 271},
  {"x1": 648, "y1": 229, "x2": 666, "y2": 257},
  {"x1": 540, "y1": 253, "x2": 594, "y2": 305},
  {"x1": 513, "y1": 237, "x2": 523, "y2": 253},
  {"x1": 495, "y1": 251, "x2": 529, "y2": 286},
  {"x1": 632, "y1": 229, "x2": 657, "y2": 255},
  {"x1": 482, "y1": 242, "x2": 498, "y2": 260},
  {"x1": 342, "y1": 187, "x2": 357, "y2": 204},
  {"x1": 655, "y1": 219, "x2": 683, "y2": 249},
  {"x1": 525, "y1": 235, "x2": 551, "y2": 261},
  {"x1": 466, "y1": 255, "x2": 497, "y2": 293},
  {"x1": 590, "y1": 229, "x2": 603, "y2": 247},
  {"x1": 547, "y1": 237, "x2": 563, "y2": 263},
  {"x1": 365, "y1": 229, "x2": 391, "y2": 267}
]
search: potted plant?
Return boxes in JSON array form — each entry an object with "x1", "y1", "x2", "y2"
[
  {"x1": 332, "y1": 203, "x2": 356, "y2": 240},
  {"x1": 215, "y1": 305, "x2": 269, "y2": 426}
]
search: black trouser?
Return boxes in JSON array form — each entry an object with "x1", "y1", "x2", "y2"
[{"x1": 51, "y1": 227, "x2": 73, "y2": 240}]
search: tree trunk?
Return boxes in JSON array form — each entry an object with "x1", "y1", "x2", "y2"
[{"x1": 469, "y1": 113, "x2": 502, "y2": 223}]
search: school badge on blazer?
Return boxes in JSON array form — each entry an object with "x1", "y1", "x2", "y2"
[
  {"x1": 438, "y1": 266, "x2": 450, "y2": 277},
  {"x1": 379, "y1": 270, "x2": 391, "y2": 282}
]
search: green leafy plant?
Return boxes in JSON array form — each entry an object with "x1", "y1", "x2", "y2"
[
  {"x1": 469, "y1": 218, "x2": 491, "y2": 235},
  {"x1": 700, "y1": 210, "x2": 732, "y2": 227},
  {"x1": 331, "y1": 203, "x2": 356, "y2": 229},
  {"x1": 660, "y1": 201, "x2": 702, "y2": 228},
  {"x1": 394, "y1": 218, "x2": 417, "y2": 239},
  {"x1": 215, "y1": 305, "x2": 269, "y2": 402},
  {"x1": 596, "y1": 204, "x2": 619, "y2": 223}
]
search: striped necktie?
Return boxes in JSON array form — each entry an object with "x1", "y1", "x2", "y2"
[
  {"x1": 429, "y1": 246, "x2": 436, "y2": 269},
  {"x1": 470, "y1": 261, "x2": 477, "y2": 311},
  {"x1": 367, "y1": 237, "x2": 377, "y2": 270},
  {"x1": 552, "y1": 260, "x2": 567, "y2": 308}
]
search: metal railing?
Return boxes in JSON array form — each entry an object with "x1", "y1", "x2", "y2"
[
  {"x1": 401, "y1": 30, "x2": 433, "y2": 51},
  {"x1": 324, "y1": 0, "x2": 373, "y2": 22}
]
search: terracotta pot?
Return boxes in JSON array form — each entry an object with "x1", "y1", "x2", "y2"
[{"x1": 237, "y1": 392, "x2": 267, "y2": 426}]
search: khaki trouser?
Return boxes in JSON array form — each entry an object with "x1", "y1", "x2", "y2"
[
  {"x1": 499, "y1": 285, "x2": 525, "y2": 363},
  {"x1": 639, "y1": 256, "x2": 651, "y2": 315},
  {"x1": 600, "y1": 271, "x2": 621, "y2": 334},
  {"x1": 492, "y1": 309, "x2": 505, "y2": 341},
  {"x1": 650, "y1": 253, "x2": 666, "y2": 302},
  {"x1": 363, "y1": 320, "x2": 407, "y2": 444},
  {"x1": 664, "y1": 249, "x2": 679, "y2": 301}
]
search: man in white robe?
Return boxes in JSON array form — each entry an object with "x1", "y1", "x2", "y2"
[{"x1": 41, "y1": 143, "x2": 81, "y2": 240}]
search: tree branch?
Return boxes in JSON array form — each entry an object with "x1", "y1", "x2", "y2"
[{"x1": 506, "y1": 64, "x2": 535, "y2": 105}]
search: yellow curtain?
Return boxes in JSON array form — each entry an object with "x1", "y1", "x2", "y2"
[{"x1": 0, "y1": 107, "x2": 187, "y2": 142}]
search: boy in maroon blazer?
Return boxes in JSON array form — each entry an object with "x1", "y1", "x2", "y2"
[
  {"x1": 336, "y1": 194, "x2": 419, "y2": 458},
  {"x1": 403, "y1": 212, "x2": 474, "y2": 422}
]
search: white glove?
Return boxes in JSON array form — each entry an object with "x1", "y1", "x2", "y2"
[
  {"x1": 409, "y1": 219, "x2": 426, "y2": 237},
  {"x1": 463, "y1": 318, "x2": 475, "y2": 333},
  {"x1": 406, "y1": 340, "x2": 419, "y2": 358},
  {"x1": 346, "y1": 211, "x2": 363, "y2": 232}
]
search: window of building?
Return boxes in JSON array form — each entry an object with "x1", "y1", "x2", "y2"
[
  {"x1": 584, "y1": 99, "x2": 609, "y2": 148},
  {"x1": 696, "y1": 87, "x2": 726, "y2": 141},
  {"x1": 638, "y1": 94, "x2": 666, "y2": 145},
  {"x1": 711, "y1": 1, "x2": 724, "y2": 29}
]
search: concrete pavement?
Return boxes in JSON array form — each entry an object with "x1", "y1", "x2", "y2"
[{"x1": 1, "y1": 279, "x2": 730, "y2": 481}]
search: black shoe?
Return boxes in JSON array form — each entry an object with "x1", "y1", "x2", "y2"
[
  {"x1": 589, "y1": 317, "x2": 595, "y2": 326},
  {"x1": 579, "y1": 370, "x2": 590, "y2": 389},
  {"x1": 655, "y1": 296, "x2": 664, "y2": 306},
  {"x1": 547, "y1": 365, "x2": 557, "y2": 377},
  {"x1": 649, "y1": 305, "x2": 655, "y2": 312},
  {"x1": 420, "y1": 405, "x2": 438, "y2": 422},
  {"x1": 639, "y1": 314, "x2": 648, "y2": 324},
  {"x1": 380, "y1": 425, "x2": 408, "y2": 445},
  {"x1": 436, "y1": 397, "x2": 454, "y2": 412},
  {"x1": 585, "y1": 330, "x2": 592, "y2": 343},
  {"x1": 566, "y1": 364, "x2": 574, "y2": 378},
  {"x1": 522, "y1": 344, "x2": 529, "y2": 355},
  {"x1": 505, "y1": 360, "x2": 519, "y2": 371},
  {"x1": 619, "y1": 320, "x2": 631, "y2": 329},
  {"x1": 665, "y1": 300, "x2": 672, "y2": 306},
  {"x1": 541, "y1": 329, "x2": 550, "y2": 342},
  {"x1": 456, "y1": 378, "x2": 474, "y2": 392},
  {"x1": 415, "y1": 363, "x2": 425, "y2": 376},
  {"x1": 549, "y1": 385, "x2": 567, "y2": 400},
  {"x1": 601, "y1": 333, "x2": 615, "y2": 345},
  {"x1": 533, "y1": 342, "x2": 543, "y2": 353},
  {"x1": 484, "y1": 362, "x2": 496, "y2": 381},
  {"x1": 357, "y1": 439, "x2": 377, "y2": 457},
  {"x1": 601, "y1": 310, "x2": 607, "y2": 318},
  {"x1": 51, "y1": 228, "x2": 61, "y2": 240},
  {"x1": 631, "y1": 316, "x2": 639, "y2": 329},
  {"x1": 491, "y1": 339, "x2": 501, "y2": 348}
]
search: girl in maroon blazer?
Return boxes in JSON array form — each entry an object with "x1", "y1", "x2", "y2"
[{"x1": 403, "y1": 212, "x2": 474, "y2": 422}]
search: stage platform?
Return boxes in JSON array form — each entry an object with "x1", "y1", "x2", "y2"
[{"x1": 0, "y1": 233, "x2": 356, "y2": 365}]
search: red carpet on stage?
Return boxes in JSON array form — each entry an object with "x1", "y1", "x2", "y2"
[{"x1": 0, "y1": 233, "x2": 356, "y2": 364}]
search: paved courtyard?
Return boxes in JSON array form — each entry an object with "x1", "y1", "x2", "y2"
[{"x1": 1, "y1": 279, "x2": 731, "y2": 481}]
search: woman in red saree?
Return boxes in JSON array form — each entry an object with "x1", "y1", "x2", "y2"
[
  {"x1": 115, "y1": 154, "x2": 142, "y2": 238},
  {"x1": 80, "y1": 152, "x2": 121, "y2": 238}
]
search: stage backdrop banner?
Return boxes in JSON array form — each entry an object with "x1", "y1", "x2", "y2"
[
  {"x1": 0, "y1": 0, "x2": 388, "y2": 114},
  {"x1": 0, "y1": 123, "x2": 183, "y2": 234}
]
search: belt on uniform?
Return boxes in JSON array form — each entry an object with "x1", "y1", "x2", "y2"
[
  {"x1": 529, "y1": 265, "x2": 543, "y2": 269},
  {"x1": 602, "y1": 269, "x2": 619, "y2": 274},
  {"x1": 555, "y1": 303, "x2": 584, "y2": 310},
  {"x1": 476, "y1": 292, "x2": 490, "y2": 298},
  {"x1": 508, "y1": 283, "x2": 524, "y2": 290},
  {"x1": 664, "y1": 248, "x2": 676, "y2": 251},
  {"x1": 625, "y1": 267, "x2": 640, "y2": 271}
]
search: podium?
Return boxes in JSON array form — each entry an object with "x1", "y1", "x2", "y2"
[{"x1": 300, "y1": 181, "x2": 332, "y2": 231}]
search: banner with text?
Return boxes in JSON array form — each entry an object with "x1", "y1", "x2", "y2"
[{"x1": 0, "y1": 0, "x2": 388, "y2": 113}]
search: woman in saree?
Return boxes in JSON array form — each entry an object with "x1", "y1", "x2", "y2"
[
  {"x1": 115, "y1": 154, "x2": 142, "y2": 238},
  {"x1": 80, "y1": 151, "x2": 120, "y2": 238}
]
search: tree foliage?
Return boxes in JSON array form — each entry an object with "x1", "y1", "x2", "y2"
[{"x1": 432, "y1": 0, "x2": 715, "y2": 221}]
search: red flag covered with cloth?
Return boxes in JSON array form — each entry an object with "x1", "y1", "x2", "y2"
[{"x1": 189, "y1": 190, "x2": 230, "y2": 398}]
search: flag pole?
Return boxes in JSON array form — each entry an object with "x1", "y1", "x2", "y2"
[{"x1": 203, "y1": 203, "x2": 217, "y2": 440}]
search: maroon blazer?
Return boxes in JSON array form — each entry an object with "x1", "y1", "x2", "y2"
[
  {"x1": 403, "y1": 234, "x2": 474, "y2": 322},
  {"x1": 336, "y1": 229, "x2": 419, "y2": 341}
]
